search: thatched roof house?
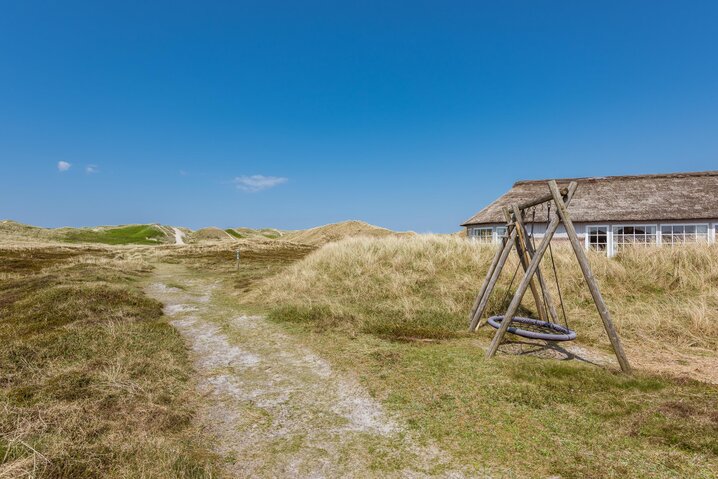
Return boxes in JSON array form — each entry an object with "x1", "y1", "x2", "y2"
[{"x1": 462, "y1": 171, "x2": 718, "y2": 256}]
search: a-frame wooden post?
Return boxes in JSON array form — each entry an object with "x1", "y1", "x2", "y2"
[
  {"x1": 547, "y1": 180, "x2": 632, "y2": 373},
  {"x1": 468, "y1": 221, "x2": 512, "y2": 325},
  {"x1": 468, "y1": 226, "x2": 518, "y2": 331},
  {"x1": 485, "y1": 182, "x2": 578, "y2": 359}
]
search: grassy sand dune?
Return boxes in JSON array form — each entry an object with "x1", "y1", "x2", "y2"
[
  {"x1": 226, "y1": 227, "x2": 284, "y2": 240},
  {"x1": 251, "y1": 236, "x2": 718, "y2": 363},
  {"x1": 0, "y1": 221, "x2": 174, "y2": 245},
  {"x1": 280, "y1": 220, "x2": 412, "y2": 246},
  {"x1": 189, "y1": 227, "x2": 235, "y2": 243}
]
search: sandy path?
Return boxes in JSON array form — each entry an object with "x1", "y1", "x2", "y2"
[
  {"x1": 173, "y1": 227, "x2": 186, "y2": 245},
  {"x1": 146, "y1": 265, "x2": 466, "y2": 478}
]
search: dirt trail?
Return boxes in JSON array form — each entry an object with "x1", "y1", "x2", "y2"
[
  {"x1": 172, "y1": 227, "x2": 186, "y2": 245},
  {"x1": 146, "y1": 264, "x2": 466, "y2": 478}
]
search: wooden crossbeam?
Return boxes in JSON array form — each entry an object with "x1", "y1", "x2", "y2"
[{"x1": 516, "y1": 186, "x2": 568, "y2": 211}]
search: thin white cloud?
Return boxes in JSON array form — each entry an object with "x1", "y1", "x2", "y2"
[
  {"x1": 57, "y1": 161, "x2": 71, "y2": 172},
  {"x1": 85, "y1": 164, "x2": 99, "y2": 174},
  {"x1": 179, "y1": 169, "x2": 188, "y2": 176},
  {"x1": 233, "y1": 175, "x2": 288, "y2": 193}
]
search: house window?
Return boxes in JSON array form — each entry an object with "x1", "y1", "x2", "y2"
[
  {"x1": 613, "y1": 225, "x2": 657, "y2": 251},
  {"x1": 469, "y1": 227, "x2": 494, "y2": 243},
  {"x1": 587, "y1": 226, "x2": 608, "y2": 252},
  {"x1": 495, "y1": 226, "x2": 508, "y2": 241},
  {"x1": 660, "y1": 224, "x2": 709, "y2": 245}
]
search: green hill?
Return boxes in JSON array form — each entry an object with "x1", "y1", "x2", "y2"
[
  {"x1": 62, "y1": 224, "x2": 168, "y2": 245},
  {"x1": 0, "y1": 221, "x2": 172, "y2": 245}
]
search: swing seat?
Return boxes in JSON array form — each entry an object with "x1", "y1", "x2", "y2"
[{"x1": 487, "y1": 315, "x2": 577, "y2": 342}]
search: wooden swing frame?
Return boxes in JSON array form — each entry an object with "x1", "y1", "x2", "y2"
[{"x1": 468, "y1": 180, "x2": 631, "y2": 373}]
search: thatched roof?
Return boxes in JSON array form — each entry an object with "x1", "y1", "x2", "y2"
[{"x1": 462, "y1": 171, "x2": 718, "y2": 226}]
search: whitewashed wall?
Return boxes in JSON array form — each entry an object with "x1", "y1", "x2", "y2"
[{"x1": 466, "y1": 220, "x2": 718, "y2": 257}]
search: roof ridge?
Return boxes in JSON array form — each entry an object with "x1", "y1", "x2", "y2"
[{"x1": 513, "y1": 170, "x2": 718, "y2": 186}]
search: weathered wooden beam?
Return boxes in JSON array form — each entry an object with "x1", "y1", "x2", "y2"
[
  {"x1": 547, "y1": 180, "x2": 632, "y2": 373},
  {"x1": 468, "y1": 228, "x2": 509, "y2": 325},
  {"x1": 486, "y1": 182, "x2": 578, "y2": 359},
  {"x1": 511, "y1": 204, "x2": 560, "y2": 325},
  {"x1": 469, "y1": 227, "x2": 518, "y2": 332},
  {"x1": 503, "y1": 207, "x2": 548, "y2": 323},
  {"x1": 517, "y1": 186, "x2": 568, "y2": 211}
]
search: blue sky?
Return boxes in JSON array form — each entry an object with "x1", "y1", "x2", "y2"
[{"x1": 1, "y1": 1, "x2": 717, "y2": 232}]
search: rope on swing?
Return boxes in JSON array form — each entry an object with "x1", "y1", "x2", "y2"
[
  {"x1": 529, "y1": 206, "x2": 550, "y2": 322},
  {"x1": 546, "y1": 203, "x2": 571, "y2": 331}
]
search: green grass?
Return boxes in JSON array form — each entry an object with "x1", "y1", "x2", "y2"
[
  {"x1": 277, "y1": 324, "x2": 718, "y2": 478},
  {"x1": 62, "y1": 225, "x2": 167, "y2": 245},
  {"x1": 0, "y1": 248, "x2": 218, "y2": 478},
  {"x1": 269, "y1": 304, "x2": 469, "y2": 339},
  {"x1": 225, "y1": 228, "x2": 244, "y2": 239}
]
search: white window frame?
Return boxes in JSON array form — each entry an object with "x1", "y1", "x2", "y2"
[
  {"x1": 585, "y1": 225, "x2": 610, "y2": 254},
  {"x1": 612, "y1": 224, "x2": 658, "y2": 252},
  {"x1": 469, "y1": 226, "x2": 494, "y2": 243},
  {"x1": 467, "y1": 225, "x2": 510, "y2": 244},
  {"x1": 494, "y1": 226, "x2": 508, "y2": 243},
  {"x1": 659, "y1": 223, "x2": 710, "y2": 245}
]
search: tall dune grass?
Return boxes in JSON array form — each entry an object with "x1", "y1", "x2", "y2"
[{"x1": 252, "y1": 235, "x2": 718, "y2": 350}]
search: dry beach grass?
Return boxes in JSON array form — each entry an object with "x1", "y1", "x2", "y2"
[{"x1": 250, "y1": 235, "x2": 718, "y2": 378}]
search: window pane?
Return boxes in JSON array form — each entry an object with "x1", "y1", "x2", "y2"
[
  {"x1": 588, "y1": 226, "x2": 608, "y2": 251},
  {"x1": 472, "y1": 227, "x2": 493, "y2": 243},
  {"x1": 614, "y1": 225, "x2": 657, "y2": 249},
  {"x1": 659, "y1": 224, "x2": 710, "y2": 245}
]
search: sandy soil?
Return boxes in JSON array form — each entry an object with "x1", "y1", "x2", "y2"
[{"x1": 173, "y1": 227, "x2": 186, "y2": 245}]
